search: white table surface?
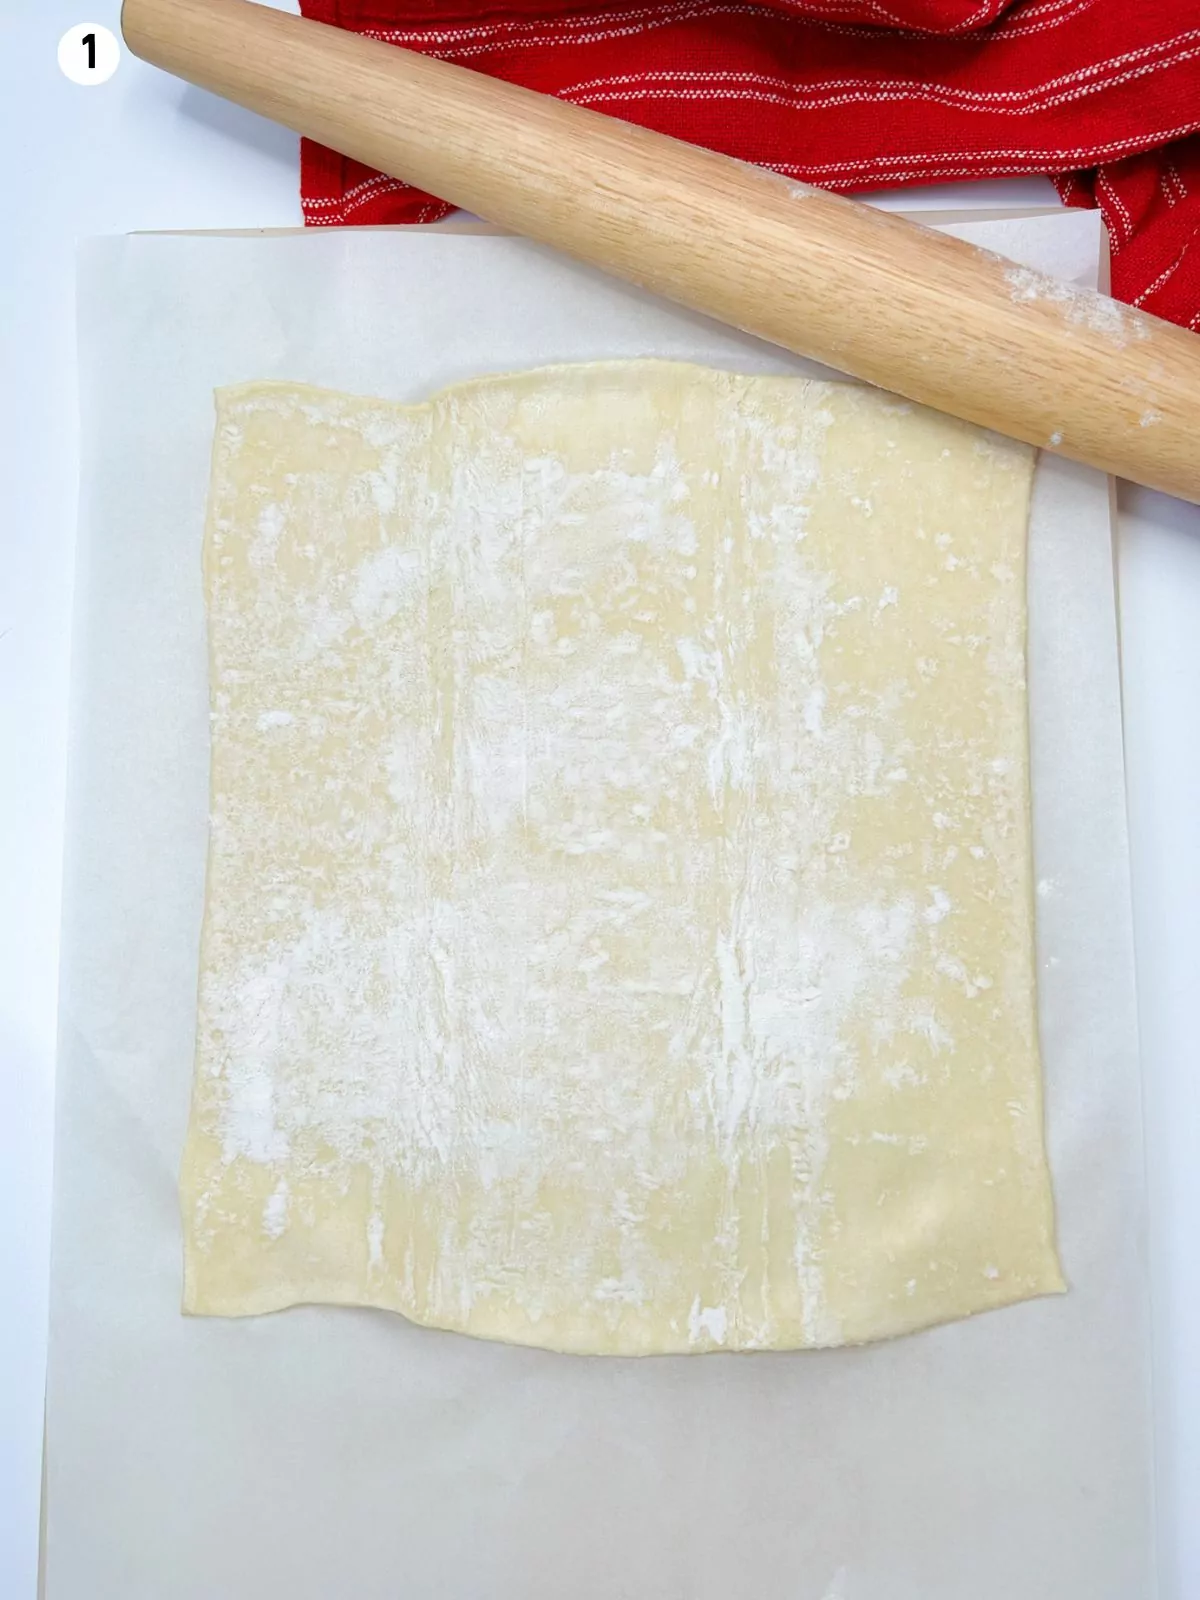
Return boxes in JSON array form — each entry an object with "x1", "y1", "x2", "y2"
[{"x1": 2, "y1": 4, "x2": 1196, "y2": 1597}]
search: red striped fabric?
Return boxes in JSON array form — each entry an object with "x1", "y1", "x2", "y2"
[{"x1": 299, "y1": 0, "x2": 1200, "y2": 330}]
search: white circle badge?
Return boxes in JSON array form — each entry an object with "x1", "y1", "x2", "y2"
[{"x1": 58, "y1": 23, "x2": 120, "y2": 86}]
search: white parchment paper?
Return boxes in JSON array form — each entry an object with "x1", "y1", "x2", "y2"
[{"x1": 46, "y1": 212, "x2": 1155, "y2": 1599}]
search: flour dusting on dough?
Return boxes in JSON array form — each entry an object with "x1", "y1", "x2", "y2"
[{"x1": 182, "y1": 363, "x2": 1064, "y2": 1353}]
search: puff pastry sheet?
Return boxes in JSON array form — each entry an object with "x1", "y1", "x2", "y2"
[{"x1": 183, "y1": 363, "x2": 1062, "y2": 1354}]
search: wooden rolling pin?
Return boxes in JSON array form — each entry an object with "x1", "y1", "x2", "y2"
[{"x1": 123, "y1": 0, "x2": 1200, "y2": 503}]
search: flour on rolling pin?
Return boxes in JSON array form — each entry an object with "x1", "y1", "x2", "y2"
[{"x1": 1003, "y1": 264, "x2": 1149, "y2": 347}]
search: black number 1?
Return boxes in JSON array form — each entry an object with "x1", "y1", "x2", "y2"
[{"x1": 82, "y1": 31, "x2": 96, "y2": 69}]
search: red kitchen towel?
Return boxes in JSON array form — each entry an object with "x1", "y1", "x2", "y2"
[{"x1": 299, "y1": 0, "x2": 1200, "y2": 330}]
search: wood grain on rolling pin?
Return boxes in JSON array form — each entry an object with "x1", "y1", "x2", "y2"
[{"x1": 122, "y1": 0, "x2": 1200, "y2": 503}]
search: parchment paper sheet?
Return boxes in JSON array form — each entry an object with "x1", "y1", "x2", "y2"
[{"x1": 46, "y1": 212, "x2": 1155, "y2": 1599}]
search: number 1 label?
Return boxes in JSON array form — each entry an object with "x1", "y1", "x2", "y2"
[{"x1": 58, "y1": 23, "x2": 120, "y2": 85}]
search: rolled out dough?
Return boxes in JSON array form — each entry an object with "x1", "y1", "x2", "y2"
[{"x1": 183, "y1": 361, "x2": 1064, "y2": 1354}]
